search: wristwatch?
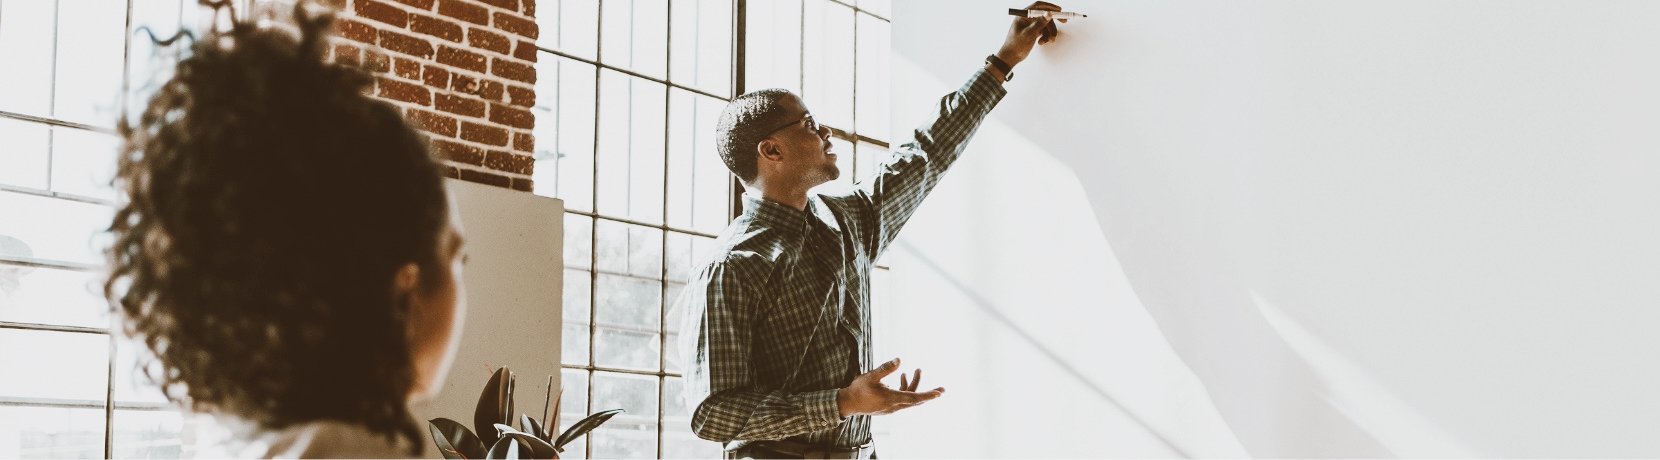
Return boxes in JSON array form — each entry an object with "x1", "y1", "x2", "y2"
[{"x1": 984, "y1": 54, "x2": 1014, "y2": 82}]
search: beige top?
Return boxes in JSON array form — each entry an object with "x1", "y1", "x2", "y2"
[{"x1": 203, "y1": 417, "x2": 417, "y2": 459}]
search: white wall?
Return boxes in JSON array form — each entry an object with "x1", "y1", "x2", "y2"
[
  {"x1": 891, "y1": 1, "x2": 1660, "y2": 457},
  {"x1": 409, "y1": 179, "x2": 564, "y2": 457}
]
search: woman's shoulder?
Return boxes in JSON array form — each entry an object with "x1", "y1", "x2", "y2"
[{"x1": 205, "y1": 417, "x2": 417, "y2": 459}]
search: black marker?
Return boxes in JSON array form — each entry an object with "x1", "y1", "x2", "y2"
[{"x1": 1008, "y1": 8, "x2": 1086, "y2": 19}]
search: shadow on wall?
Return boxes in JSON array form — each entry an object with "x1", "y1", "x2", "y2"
[{"x1": 869, "y1": 55, "x2": 1245, "y2": 458}]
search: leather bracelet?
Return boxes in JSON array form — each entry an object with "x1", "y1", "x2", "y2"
[{"x1": 984, "y1": 54, "x2": 1013, "y2": 81}]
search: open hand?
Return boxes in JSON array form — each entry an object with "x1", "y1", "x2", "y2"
[{"x1": 836, "y1": 358, "x2": 945, "y2": 418}]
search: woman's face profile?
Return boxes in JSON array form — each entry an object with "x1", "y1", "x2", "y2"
[{"x1": 406, "y1": 197, "x2": 468, "y2": 402}]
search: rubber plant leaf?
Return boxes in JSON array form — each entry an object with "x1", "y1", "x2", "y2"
[
  {"x1": 475, "y1": 366, "x2": 515, "y2": 449},
  {"x1": 554, "y1": 408, "x2": 624, "y2": 449},
  {"x1": 428, "y1": 418, "x2": 486, "y2": 460},
  {"x1": 486, "y1": 436, "x2": 523, "y2": 460},
  {"x1": 520, "y1": 414, "x2": 546, "y2": 441},
  {"x1": 487, "y1": 432, "x2": 556, "y2": 459},
  {"x1": 499, "y1": 430, "x2": 559, "y2": 459}
]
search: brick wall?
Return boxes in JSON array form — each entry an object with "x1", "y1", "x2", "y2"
[{"x1": 325, "y1": 0, "x2": 539, "y2": 191}]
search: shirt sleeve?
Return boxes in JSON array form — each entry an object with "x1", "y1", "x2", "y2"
[
  {"x1": 680, "y1": 255, "x2": 845, "y2": 443},
  {"x1": 845, "y1": 69, "x2": 1007, "y2": 257}
]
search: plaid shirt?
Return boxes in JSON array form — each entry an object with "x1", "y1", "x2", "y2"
[{"x1": 678, "y1": 69, "x2": 1007, "y2": 449}]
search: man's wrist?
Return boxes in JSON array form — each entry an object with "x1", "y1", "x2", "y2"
[
  {"x1": 983, "y1": 63, "x2": 1007, "y2": 84},
  {"x1": 836, "y1": 387, "x2": 852, "y2": 418}
]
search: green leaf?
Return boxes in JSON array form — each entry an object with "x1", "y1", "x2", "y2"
[
  {"x1": 520, "y1": 414, "x2": 546, "y2": 441},
  {"x1": 554, "y1": 409, "x2": 624, "y2": 449},
  {"x1": 429, "y1": 418, "x2": 486, "y2": 460},
  {"x1": 475, "y1": 367, "x2": 516, "y2": 449},
  {"x1": 487, "y1": 432, "x2": 557, "y2": 459},
  {"x1": 486, "y1": 436, "x2": 521, "y2": 460}
]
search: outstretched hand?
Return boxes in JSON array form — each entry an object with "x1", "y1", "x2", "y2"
[
  {"x1": 836, "y1": 358, "x2": 945, "y2": 418},
  {"x1": 997, "y1": 1, "x2": 1067, "y2": 68}
]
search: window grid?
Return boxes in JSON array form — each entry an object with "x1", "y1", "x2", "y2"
[
  {"x1": 0, "y1": 0, "x2": 144, "y2": 457},
  {"x1": 539, "y1": 0, "x2": 737, "y2": 458}
]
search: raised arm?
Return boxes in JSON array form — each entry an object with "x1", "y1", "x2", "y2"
[
  {"x1": 679, "y1": 256, "x2": 843, "y2": 442},
  {"x1": 850, "y1": 2, "x2": 1062, "y2": 256}
]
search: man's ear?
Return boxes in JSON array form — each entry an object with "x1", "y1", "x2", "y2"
[{"x1": 756, "y1": 138, "x2": 785, "y2": 162}]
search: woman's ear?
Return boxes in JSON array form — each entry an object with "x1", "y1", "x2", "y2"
[{"x1": 394, "y1": 262, "x2": 420, "y2": 297}]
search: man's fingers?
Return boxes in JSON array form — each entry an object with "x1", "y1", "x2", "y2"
[
  {"x1": 906, "y1": 387, "x2": 945, "y2": 404},
  {"x1": 1029, "y1": 1, "x2": 1061, "y2": 11},
  {"x1": 869, "y1": 358, "x2": 901, "y2": 380},
  {"x1": 910, "y1": 369, "x2": 922, "y2": 392},
  {"x1": 899, "y1": 372, "x2": 908, "y2": 391}
]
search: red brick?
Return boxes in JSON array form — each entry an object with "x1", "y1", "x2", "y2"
[
  {"x1": 333, "y1": 43, "x2": 362, "y2": 66},
  {"x1": 521, "y1": 0, "x2": 535, "y2": 16},
  {"x1": 491, "y1": 58, "x2": 535, "y2": 84},
  {"x1": 511, "y1": 177, "x2": 534, "y2": 192},
  {"x1": 354, "y1": 0, "x2": 407, "y2": 27},
  {"x1": 461, "y1": 122, "x2": 509, "y2": 146},
  {"x1": 336, "y1": 19, "x2": 378, "y2": 44},
  {"x1": 459, "y1": 168, "x2": 512, "y2": 187},
  {"x1": 485, "y1": 150, "x2": 533, "y2": 174},
  {"x1": 478, "y1": 80, "x2": 504, "y2": 101},
  {"x1": 317, "y1": 0, "x2": 347, "y2": 8},
  {"x1": 423, "y1": 65, "x2": 451, "y2": 88},
  {"x1": 477, "y1": 0, "x2": 517, "y2": 10},
  {"x1": 394, "y1": 58, "x2": 422, "y2": 79},
  {"x1": 406, "y1": 108, "x2": 458, "y2": 137},
  {"x1": 451, "y1": 74, "x2": 480, "y2": 94},
  {"x1": 379, "y1": 30, "x2": 435, "y2": 58},
  {"x1": 390, "y1": 0, "x2": 434, "y2": 10},
  {"x1": 432, "y1": 139, "x2": 485, "y2": 165},
  {"x1": 409, "y1": 14, "x2": 463, "y2": 42},
  {"x1": 435, "y1": 93, "x2": 486, "y2": 117},
  {"x1": 489, "y1": 103, "x2": 534, "y2": 129},
  {"x1": 437, "y1": 0, "x2": 488, "y2": 25},
  {"x1": 506, "y1": 85, "x2": 534, "y2": 107},
  {"x1": 468, "y1": 27, "x2": 511, "y2": 54},
  {"x1": 437, "y1": 46, "x2": 488, "y2": 73},
  {"x1": 493, "y1": 12, "x2": 538, "y2": 39},
  {"x1": 365, "y1": 50, "x2": 391, "y2": 73},
  {"x1": 378, "y1": 78, "x2": 432, "y2": 105},
  {"x1": 512, "y1": 40, "x2": 538, "y2": 62},
  {"x1": 441, "y1": 165, "x2": 461, "y2": 179},
  {"x1": 513, "y1": 132, "x2": 534, "y2": 153}
]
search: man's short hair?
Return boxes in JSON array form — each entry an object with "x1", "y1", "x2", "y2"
[{"x1": 715, "y1": 88, "x2": 797, "y2": 183}]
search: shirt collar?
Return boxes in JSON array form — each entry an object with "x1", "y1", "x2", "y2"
[
  {"x1": 741, "y1": 193, "x2": 843, "y2": 234},
  {"x1": 742, "y1": 193, "x2": 810, "y2": 229}
]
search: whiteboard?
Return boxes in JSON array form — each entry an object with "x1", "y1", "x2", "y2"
[{"x1": 892, "y1": 1, "x2": 1660, "y2": 457}]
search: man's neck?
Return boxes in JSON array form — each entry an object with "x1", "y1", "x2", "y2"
[{"x1": 749, "y1": 181, "x2": 811, "y2": 212}]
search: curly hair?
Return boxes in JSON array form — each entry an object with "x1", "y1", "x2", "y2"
[
  {"x1": 106, "y1": 3, "x2": 447, "y2": 453},
  {"x1": 715, "y1": 88, "x2": 797, "y2": 183}
]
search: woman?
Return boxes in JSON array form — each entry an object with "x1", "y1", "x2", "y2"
[{"x1": 106, "y1": 4, "x2": 465, "y2": 457}]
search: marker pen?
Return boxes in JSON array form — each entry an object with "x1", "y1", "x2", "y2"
[{"x1": 1007, "y1": 8, "x2": 1086, "y2": 19}]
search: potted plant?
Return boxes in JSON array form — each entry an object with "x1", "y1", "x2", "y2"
[{"x1": 429, "y1": 366, "x2": 623, "y2": 459}]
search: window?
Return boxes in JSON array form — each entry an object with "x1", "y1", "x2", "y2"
[
  {"x1": 531, "y1": 0, "x2": 734, "y2": 457},
  {"x1": 0, "y1": 0, "x2": 202, "y2": 458}
]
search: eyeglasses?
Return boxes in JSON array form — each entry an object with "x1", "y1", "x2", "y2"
[{"x1": 764, "y1": 113, "x2": 820, "y2": 137}]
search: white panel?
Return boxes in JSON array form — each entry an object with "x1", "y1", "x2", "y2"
[
  {"x1": 409, "y1": 180, "x2": 564, "y2": 458},
  {"x1": 896, "y1": 0, "x2": 1660, "y2": 457}
]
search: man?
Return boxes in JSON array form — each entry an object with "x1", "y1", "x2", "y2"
[{"x1": 680, "y1": 4, "x2": 1067, "y2": 458}]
